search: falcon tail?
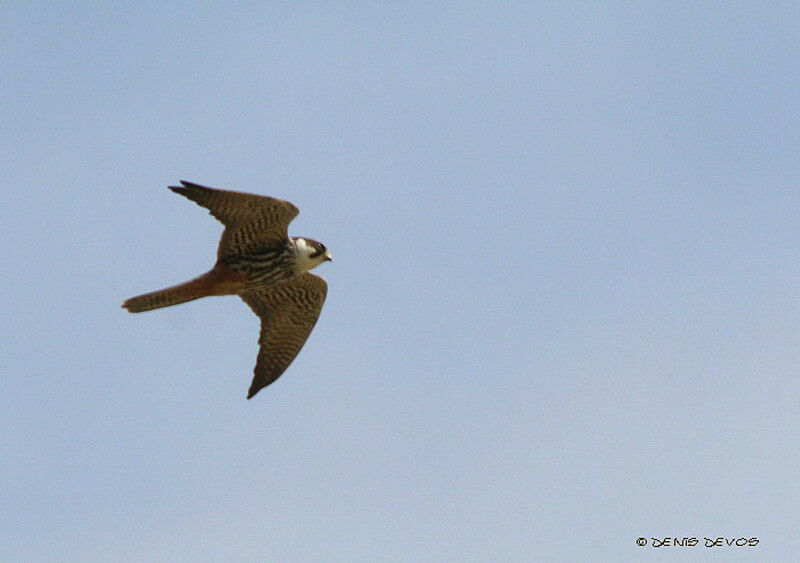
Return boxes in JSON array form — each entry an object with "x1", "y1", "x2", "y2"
[{"x1": 122, "y1": 265, "x2": 247, "y2": 313}]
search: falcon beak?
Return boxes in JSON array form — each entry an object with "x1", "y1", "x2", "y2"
[{"x1": 324, "y1": 251, "x2": 332, "y2": 262}]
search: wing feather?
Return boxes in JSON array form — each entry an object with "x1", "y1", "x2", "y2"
[
  {"x1": 239, "y1": 273, "x2": 327, "y2": 398},
  {"x1": 169, "y1": 180, "x2": 299, "y2": 257}
]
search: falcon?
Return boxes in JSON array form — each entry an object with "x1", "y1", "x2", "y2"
[{"x1": 122, "y1": 180, "x2": 332, "y2": 399}]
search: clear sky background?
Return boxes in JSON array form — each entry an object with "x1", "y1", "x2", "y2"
[{"x1": 2, "y1": 3, "x2": 798, "y2": 561}]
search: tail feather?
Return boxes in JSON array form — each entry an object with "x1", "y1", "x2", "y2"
[{"x1": 122, "y1": 266, "x2": 247, "y2": 313}]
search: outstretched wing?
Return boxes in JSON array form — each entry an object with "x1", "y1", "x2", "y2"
[
  {"x1": 239, "y1": 273, "x2": 328, "y2": 399},
  {"x1": 169, "y1": 180, "x2": 299, "y2": 257}
]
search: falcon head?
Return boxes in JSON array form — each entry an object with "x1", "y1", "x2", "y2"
[{"x1": 293, "y1": 237, "x2": 332, "y2": 271}]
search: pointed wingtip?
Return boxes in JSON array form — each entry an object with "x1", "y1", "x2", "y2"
[{"x1": 168, "y1": 180, "x2": 197, "y2": 192}]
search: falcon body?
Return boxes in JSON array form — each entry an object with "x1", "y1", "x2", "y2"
[{"x1": 123, "y1": 181, "x2": 331, "y2": 399}]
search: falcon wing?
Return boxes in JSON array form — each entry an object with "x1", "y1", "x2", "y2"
[
  {"x1": 169, "y1": 180, "x2": 299, "y2": 257},
  {"x1": 239, "y1": 273, "x2": 328, "y2": 399}
]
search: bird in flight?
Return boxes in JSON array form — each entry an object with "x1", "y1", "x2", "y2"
[{"x1": 122, "y1": 181, "x2": 332, "y2": 399}]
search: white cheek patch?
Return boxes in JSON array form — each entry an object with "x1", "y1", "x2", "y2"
[{"x1": 295, "y1": 238, "x2": 312, "y2": 257}]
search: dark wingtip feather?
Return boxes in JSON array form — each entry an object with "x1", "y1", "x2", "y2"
[
  {"x1": 167, "y1": 180, "x2": 205, "y2": 193},
  {"x1": 179, "y1": 180, "x2": 211, "y2": 190}
]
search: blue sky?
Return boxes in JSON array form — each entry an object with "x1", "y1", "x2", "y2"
[{"x1": 2, "y1": 2, "x2": 798, "y2": 561}]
